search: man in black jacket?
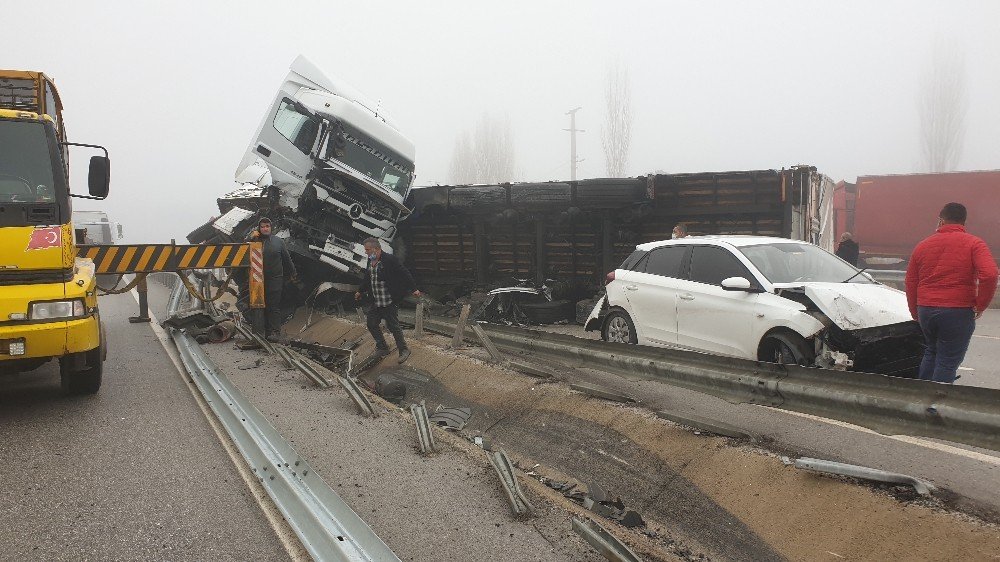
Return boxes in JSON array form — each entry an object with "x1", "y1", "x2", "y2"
[
  {"x1": 355, "y1": 237, "x2": 421, "y2": 363},
  {"x1": 253, "y1": 217, "x2": 297, "y2": 342},
  {"x1": 836, "y1": 232, "x2": 860, "y2": 266}
]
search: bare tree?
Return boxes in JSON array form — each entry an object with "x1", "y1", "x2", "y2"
[
  {"x1": 448, "y1": 113, "x2": 516, "y2": 184},
  {"x1": 601, "y1": 61, "x2": 633, "y2": 178},
  {"x1": 448, "y1": 131, "x2": 476, "y2": 184},
  {"x1": 920, "y1": 40, "x2": 968, "y2": 173}
]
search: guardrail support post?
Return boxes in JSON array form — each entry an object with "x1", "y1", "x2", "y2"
[
  {"x1": 451, "y1": 304, "x2": 471, "y2": 349},
  {"x1": 128, "y1": 275, "x2": 152, "y2": 323},
  {"x1": 414, "y1": 302, "x2": 424, "y2": 339}
]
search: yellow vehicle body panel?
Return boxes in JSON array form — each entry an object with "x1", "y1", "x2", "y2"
[
  {"x1": 0, "y1": 224, "x2": 76, "y2": 270},
  {"x1": 0, "y1": 258, "x2": 99, "y2": 362},
  {"x1": 0, "y1": 316, "x2": 99, "y2": 360}
]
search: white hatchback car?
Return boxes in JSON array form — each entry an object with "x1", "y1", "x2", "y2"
[{"x1": 585, "y1": 236, "x2": 923, "y2": 377}]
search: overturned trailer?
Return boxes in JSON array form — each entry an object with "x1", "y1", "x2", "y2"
[
  {"x1": 190, "y1": 56, "x2": 415, "y2": 299},
  {"x1": 399, "y1": 166, "x2": 834, "y2": 296}
]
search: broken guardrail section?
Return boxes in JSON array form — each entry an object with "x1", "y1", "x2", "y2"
[
  {"x1": 487, "y1": 448, "x2": 534, "y2": 516},
  {"x1": 571, "y1": 517, "x2": 643, "y2": 562},
  {"x1": 338, "y1": 375, "x2": 379, "y2": 417},
  {"x1": 794, "y1": 457, "x2": 936, "y2": 496},
  {"x1": 409, "y1": 401, "x2": 436, "y2": 454}
]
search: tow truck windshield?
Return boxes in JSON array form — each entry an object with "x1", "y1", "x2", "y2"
[{"x1": 0, "y1": 120, "x2": 59, "y2": 203}]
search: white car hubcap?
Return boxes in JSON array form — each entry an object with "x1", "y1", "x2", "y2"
[{"x1": 608, "y1": 317, "x2": 630, "y2": 343}]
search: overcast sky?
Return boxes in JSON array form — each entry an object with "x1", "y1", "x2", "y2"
[{"x1": 6, "y1": 0, "x2": 999, "y2": 243}]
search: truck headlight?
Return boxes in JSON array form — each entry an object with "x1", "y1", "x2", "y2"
[{"x1": 30, "y1": 300, "x2": 86, "y2": 320}]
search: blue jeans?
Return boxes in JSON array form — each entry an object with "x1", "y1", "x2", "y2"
[{"x1": 917, "y1": 306, "x2": 976, "y2": 383}]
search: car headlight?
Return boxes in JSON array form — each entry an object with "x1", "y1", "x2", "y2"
[{"x1": 30, "y1": 300, "x2": 86, "y2": 320}]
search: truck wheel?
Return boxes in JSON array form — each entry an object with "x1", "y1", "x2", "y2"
[
  {"x1": 60, "y1": 346, "x2": 103, "y2": 395},
  {"x1": 602, "y1": 310, "x2": 638, "y2": 344},
  {"x1": 760, "y1": 332, "x2": 814, "y2": 366}
]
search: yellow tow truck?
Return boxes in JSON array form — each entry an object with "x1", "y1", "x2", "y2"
[{"x1": 0, "y1": 70, "x2": 110, "y2": 393}]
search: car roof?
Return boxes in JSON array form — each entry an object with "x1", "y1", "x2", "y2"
[{"x1": 635, "y1": 235, "x2": 812, "y2": 251}]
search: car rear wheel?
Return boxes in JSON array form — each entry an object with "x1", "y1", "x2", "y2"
[
  {"x1": 760, "y1": 332, "x2": 814, "y2": 366},
  {"x1": 603, "y1": 310, "x2": 638, "y2": 344}
]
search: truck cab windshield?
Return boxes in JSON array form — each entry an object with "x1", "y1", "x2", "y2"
[
  {"x1": 0, "y1": 120, "x2": 59, "y2": 203},
  {"x1": 339, "y1": 133, "x2": 413, "y2": 197}
]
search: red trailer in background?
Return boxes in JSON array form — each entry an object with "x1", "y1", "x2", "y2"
[{"x1": 833, "y1": 170, "x2": 1000, "y2": 269}]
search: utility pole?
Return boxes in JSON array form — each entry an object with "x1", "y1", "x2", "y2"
[{"x1": 563, "y1": 107, "x2": 584, "y2": 181}]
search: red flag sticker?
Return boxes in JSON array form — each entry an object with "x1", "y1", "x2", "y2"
[{"x1": 26, "y1": 226, "x2": 62, "y2": 250}]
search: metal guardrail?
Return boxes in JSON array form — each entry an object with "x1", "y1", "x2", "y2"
[
  {"x1": 167, "y1": 285, "x2": 399, "y2": 561},
  {"x1": 400, "y1": 312, "x2": 1000, "y2": 452}
]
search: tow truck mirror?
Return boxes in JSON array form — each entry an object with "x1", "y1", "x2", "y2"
[{"x1": 88, "y1": 156, "x2": 110, "y2": 199}]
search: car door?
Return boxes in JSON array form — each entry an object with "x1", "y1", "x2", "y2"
[
  {"x1": 620, "y1": 245, "x2": 689, "y2": 345},
  {"x1": 252, "y1": 96, "x2": 321, "y2": 185},
  {"x1": 675, "y1": 245, "x2": 762, "y2": 358}
]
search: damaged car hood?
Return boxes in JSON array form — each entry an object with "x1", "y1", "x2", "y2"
[{"x1": 772, "y1": 282, "x2": 912, "y2": 330}]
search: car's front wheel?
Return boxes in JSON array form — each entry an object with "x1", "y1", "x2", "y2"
[
  {"x1": 602, "y1": 310, "x2": 638, "y2": 344},
  {"x1": 760, "y1": 332, "x2": 814, "y2": 366}
]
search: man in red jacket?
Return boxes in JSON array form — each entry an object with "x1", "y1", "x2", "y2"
[{"x1": 905, "y1": 203, "x2": 998, "y2": 383}]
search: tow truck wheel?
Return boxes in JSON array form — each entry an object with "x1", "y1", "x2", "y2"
[
  {"x1": 760, "y1": 332, "x2": 814, "y2": 367},
  {"x1": 603, "y1": 310, "x2": 638, "y2": 344},
  {"x1": 60, "y1": 346, "x2": 103, "y2": 395}
]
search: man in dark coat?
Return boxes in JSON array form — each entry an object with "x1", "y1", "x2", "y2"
[
  {"x1": 355, "y1": 237, "x2": 421, "y2": 363},
  {"x1": 836, "y1": 232, "x2": 860, "y2": 266},
  {"x1": 253, "y1": 217, "x2": 297, "y2": 341}
]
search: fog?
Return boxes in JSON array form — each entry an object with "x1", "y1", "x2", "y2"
[{"x1": 5, "y1": 0, "x2": 999, "y2": 243}]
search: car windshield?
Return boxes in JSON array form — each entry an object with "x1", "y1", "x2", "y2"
[
  {"x1": 0, "y1": 120, "x2": 58, "y2": 202},
  {"x1": 738, "y1": 242, "x2": 873, "y2": 284}
]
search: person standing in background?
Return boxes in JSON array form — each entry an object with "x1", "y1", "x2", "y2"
[
  {"x1": 905, "y1": 203, "x2": 998, "y2": 383},
  {"x1": 836, "y1": 232, "x2": 860, "y2": 266}
]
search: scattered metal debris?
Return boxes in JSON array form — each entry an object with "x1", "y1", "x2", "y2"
[
  {"x1": 571, "y1": 517, "x2": 643, "y2": 562},
  {"x1": 205, "y1": 320, "x2": 237, "y2": 343},
  {"x1": 570, "y1": 382, "x2": 636, "y2": 404},
  {"x1": 287, "y1": 340, "x2": 353, "y2": 373},
  {"x1": 338, "y1": 376, "x2": 379, "y2": 417},
  {"x1": 654, "y1": 411, "x2": 752, "y2": 440},
  {"x1": 429, "y1": 406, "x2": 472, "y2": 431},
  {"x1": 409, "y1": 401, "x2": 436, "y2": 454},
  {"x1": 487, "y1": 448, "x2": 534, "y2": 516},
  {"x1": 162, "y1": 310, "x2": 225, "y2": 336},
  {"x1": 794, "y1": 457, "x2": 936, "y2": 496}
]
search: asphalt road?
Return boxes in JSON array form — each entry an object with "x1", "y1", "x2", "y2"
[
  {"x1": 0, "y1": 291, "x2": 289, "y2": 561},
  {"x1": 960, "y1": 310, "x2": 1000, "y2": 389}
]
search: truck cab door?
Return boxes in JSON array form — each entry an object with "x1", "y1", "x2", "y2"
[{"x1": 252, "y1": 97, "x2": 320, "y2": 185}]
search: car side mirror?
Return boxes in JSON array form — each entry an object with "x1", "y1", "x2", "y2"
[
  {"x1": 721, "y1": 276, "x2": 756, "y2": 292},
  {"x1": 88, "y1": 156, "x2": 110, "y2": 199}
]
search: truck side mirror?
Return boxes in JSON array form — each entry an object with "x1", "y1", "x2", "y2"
[{"x1": 88, "y1": 156, "x2": 110, "y2": 199}]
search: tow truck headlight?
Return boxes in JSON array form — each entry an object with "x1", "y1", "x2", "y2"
[{"x1": 29, "y1": 299, "x2": 86, "y2": 320}]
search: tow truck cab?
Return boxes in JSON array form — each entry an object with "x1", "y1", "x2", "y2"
[{"x1": 0, "y1": 70, "x2": 110, "y2": 393}]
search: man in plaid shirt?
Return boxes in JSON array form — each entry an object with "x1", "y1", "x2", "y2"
[{"x1": 355, "y1": 237, "x2": 421, "y2": 363}]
